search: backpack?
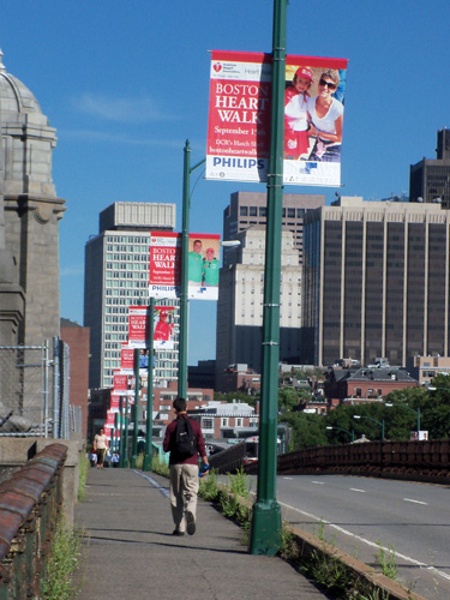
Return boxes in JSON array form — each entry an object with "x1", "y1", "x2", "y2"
[{"x1": 174, "y1": 417, "x2": 196, "y2": 457}]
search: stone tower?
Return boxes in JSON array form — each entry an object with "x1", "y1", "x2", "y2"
[{"x1": 0, "y1": 50, "x2": 65, "y2": 347}]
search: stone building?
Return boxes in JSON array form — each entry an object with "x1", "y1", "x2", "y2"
[
  {"x1": 0, "y1": 50, "x2": 65, "y2": 347},
  {"x1": 0, "y1": 50, "x2": 65, "y2": 429}
]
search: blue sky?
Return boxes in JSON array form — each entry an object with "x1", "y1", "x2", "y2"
[{"x1": 1, "y1": 1, "x2": 450, "y2": 364}]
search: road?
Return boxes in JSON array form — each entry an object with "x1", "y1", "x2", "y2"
[{"x1": 259, "y1": 474, "x2": 450, "y2": 599}]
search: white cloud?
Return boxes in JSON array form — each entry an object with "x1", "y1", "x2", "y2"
[
  {"x1": 59, "y1": 128, "x2": 182, "y2": 147},
  {"x1": 73, "y1": 93, "x2": 176, "y2": 123}
]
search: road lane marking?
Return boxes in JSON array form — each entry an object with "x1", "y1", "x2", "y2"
[
  {"x1": 403, "y1": 498, "x2": 428, "y2": 505},
  {"x1": 279, "y1": 500, "x2": 450, "y2": 583},
  {"x1": 350, "y1": 488, "x2": 366, "y2": 493},
  {"x1": 311, "y1": 480, "x2": 324, "y2": 485}
]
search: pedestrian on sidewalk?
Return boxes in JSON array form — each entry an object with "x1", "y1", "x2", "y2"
[
  {"x1": 163, "y1": 397, "x2": 209, "y2": 536},
  {"x1": 93, "y1": 427, "x2": 109, "y2": 469}
]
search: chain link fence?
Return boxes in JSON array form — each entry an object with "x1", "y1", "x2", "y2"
[{"x1": 0, "y1": 339, "x2": 74, "y2": 438}]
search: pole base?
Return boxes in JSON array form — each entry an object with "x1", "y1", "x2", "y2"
[
  {"x1": 249, "y1": 500, "x2": 282, "y2": 555},
  {"x1": 143, "y1": 454, "x2": 153, "y2": 472}
]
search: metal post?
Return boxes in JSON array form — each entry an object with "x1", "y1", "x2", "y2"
[
  {"x1": 249, "y1": 0, "x2": 287, "y2": 555},
  {"x1": 178, "y1": 141, "x2": 206, "y2": 400},
  {"x1": 144, "y1": 298, "x2": 155, "y2": 471},
  {"x1": 43, "y1": 340, "x2": 49, "y2": 438},
  {"x1": 178, "y1": 140, "x2": 191, "y2": 401},
  {"x1": 131, "y1": 348, "x2": 140, "y2": 467},
  {"x1": 52, "y1": 336, "x2": 60, "y2": 438},
  {"x1": 123, "y1": 395, "x2": 130, "y2": 468},
  {"x1": 119, "y1": 396, "x2": 125, "y2": 467}
]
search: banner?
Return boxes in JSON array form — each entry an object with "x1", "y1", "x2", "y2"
[
  {"x1": 206, "y1": 50, "x2": 348, "y2": 187},
  {"x1": 127, "y1": 304, "x2": 176, "y2": 350},
  {"x1": 120, "y1": 344, "x2": 135, "y2": 373},
  {"x1": 149, "y1": 232, "x2": 221, "y2": 300}
]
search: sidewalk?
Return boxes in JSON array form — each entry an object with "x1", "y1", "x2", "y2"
[{"x1": 74, "y1": 467, "x2": 329, "y2": 600}]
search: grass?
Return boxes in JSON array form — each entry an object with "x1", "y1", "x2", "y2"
[
  {"x1": 41, "y1": 516, "x2": 84, "y2": 600},
  {"x1": 77, "y1": 452, "x2": 89, "y2": 502}
]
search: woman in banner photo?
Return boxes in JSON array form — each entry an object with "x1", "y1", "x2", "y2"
[
  {"x1": 306, "y1": 69, "x2": 344, "y2": 163},
  {"x1": 284, "y1": 66, "x2": 313, "y2": 160}
]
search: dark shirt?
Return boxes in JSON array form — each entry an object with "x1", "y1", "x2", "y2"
[{"x1": 163, "y1": 414, "x2": 206, "y2": 465}]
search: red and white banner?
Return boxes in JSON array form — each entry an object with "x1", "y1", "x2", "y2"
[
  {"x1": 149, "y1": 232, "x2": 221, "y2": 301},
  {"x1": 120, "y1": 344, "x2": 135, "y2": 373},
  {"x1": 128, "y1": 305, "x2": 149, "y2": 348},
  {"x1": 127, "y1": 304, "x2": 177, "y2": 349},
  {"x1": 206, "y1": 50, "x2": 348, "y2": 187},
  {"x1": 148, "y1": 232, "x2": 181, "y2": 299}
]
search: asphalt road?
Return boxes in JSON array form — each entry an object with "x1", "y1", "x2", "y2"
[{"x1": 268, "y1": 474, "x2": 450, "y2": 599}]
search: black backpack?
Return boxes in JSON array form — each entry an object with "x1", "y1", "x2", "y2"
[{"x1": 174, "y1": 417, "x2": 196, "y2": 457}]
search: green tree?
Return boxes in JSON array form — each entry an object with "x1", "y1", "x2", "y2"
[{"x1": 280, "y1": 412, "x2": 328, "y2": 450}]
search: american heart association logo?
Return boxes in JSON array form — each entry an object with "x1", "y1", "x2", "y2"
[{"x1": 213, "y1": 63, "x2": 222, "y2": 73}]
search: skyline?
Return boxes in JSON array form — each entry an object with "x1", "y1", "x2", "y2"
[{"x1": 1, "y1": 1, "x2": 450, "y2": 364}]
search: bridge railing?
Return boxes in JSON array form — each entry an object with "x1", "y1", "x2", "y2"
[
  {"x1": 0, "y1": 443, "x2": 68, "y2": 598},
  {"x1": 274, "y1": 439, "x2": 450, "y2": 483}
]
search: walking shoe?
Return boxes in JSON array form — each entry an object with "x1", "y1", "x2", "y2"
[
  {"x1": 172, "y1": 529, "x2": 185, "y2": 536},
  {"x1": 186, "y1": 511, "x2": 196, "y2": 535}
]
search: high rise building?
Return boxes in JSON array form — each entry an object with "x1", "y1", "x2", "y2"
[
  {"x1": 84, "y1": 202, "x2": 176, "y2": 389},
  {"x1": 303, "y1": 196, "x2": 450, "y2": 367},
  {"x1": 222, "y1": 191, "x2": 325, "y2": 266},
  {"x1": 409, "y1": 129, "x2": 450, "y2": 206},
  {"x1": 216, "y1": 227, "x2": 301, "y2": 390},
  {"x1": 216, "y1": 191, "x2": 324, "y2": 390}
]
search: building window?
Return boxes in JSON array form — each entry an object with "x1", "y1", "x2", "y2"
[{"x1": 202, "y1": 418, "x2": 214, "y2": 429}]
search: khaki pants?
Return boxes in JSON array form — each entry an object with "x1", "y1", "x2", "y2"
[{"x1": 169, "y1": 463, "x2": 199, "y2": 532}]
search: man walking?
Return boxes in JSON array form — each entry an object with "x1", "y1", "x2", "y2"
[{"x1": 163, "y1": 398, "x2": 209, "y2": 536}]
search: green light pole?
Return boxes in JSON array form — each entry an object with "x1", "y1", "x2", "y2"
[
  {"x1": 123, "y1": 395, "x2": 130, "y2": 468},
  {"x1": 249, "y1": 0, "x2": 287, "y2": 555},
  {"x1": 178, "y1": 140, "x2": 205, "y2": 400},
  {"x1": 143, "y1": 298, "x2": 155, "y2": 471},
  {"x1": 118, "y1": 396, "x2": 125, "y2": 467},
  {"x1": 131, "y1": 348, "x2": 141, "y2": 467},
  {"x1": 353, "y1": 415, "x2": 385, "y2": 440},
  {"x1": 326, "y1": 425, "x2": 355, "y2": 442}
]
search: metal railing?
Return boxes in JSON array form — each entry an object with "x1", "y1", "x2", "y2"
[{"x1": 0, "y1": 339, "x2": 76, "y2": 439}]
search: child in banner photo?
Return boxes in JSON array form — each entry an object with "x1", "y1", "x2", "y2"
[{"x1": 284, "y1": 66, "x2": 313, "y2": 160}]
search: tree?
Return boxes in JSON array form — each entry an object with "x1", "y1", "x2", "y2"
[{"x1": 280, "y1": 412, "x2": 328, "y2": 450}]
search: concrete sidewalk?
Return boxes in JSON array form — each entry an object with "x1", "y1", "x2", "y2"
[{"x1": 74, "y1": 467, "x2": 329, "y2": 600}]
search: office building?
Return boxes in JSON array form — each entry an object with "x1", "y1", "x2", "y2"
[
  {"x1": 216, "y1": 226, "x2": 301, "y2": 389},
  {"x1": 409, "y1": 128, "x2": 450, "y2": 206},
  {"x1": 303, "y1": 196, "x2": 450, "y2": 367},
  {"x1": 217, "y1": 191, "x2": 325, "y2": 390},
  {"x1": 84, "y1": 201, "x2": 176, "y2": 389},
  {"x1": 222, "y1": 191, "x2": 325, "y2": 266}
]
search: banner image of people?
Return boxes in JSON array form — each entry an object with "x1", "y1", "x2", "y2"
[
  {"x1": 149, "y1": 232, "x2": 221, "y2": 301},
  {"x1": 187, "y1": 233, "x2": 221, "y2": 300},
  {"x1": 153, "y1": 306, "x2": 175, "y2": 349},
  {"x1": 128, "y1": 304, "x2": 176, "y2": 350},
  {"x1": 206, "y1": 50, "x2": 348, "y2": 187}
]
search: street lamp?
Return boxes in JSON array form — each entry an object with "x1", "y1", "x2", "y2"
[
  {"x1": 385, "y1": 402, "x2": 421, "y2": 437},
  {"x1": 249, "y1": 0, "x2": 287, "y2": 556},
  {"x1": 143, "y1": 297, "x2": 155, "y2": 471},
  {"x1": 326, "y1": 426, "x2": 355, "y2": 442},
  {"x1": 179, "y1": 140, "x2": 206, "y2": 401},
  {"x1": 353, "y1": 415, "x2": 385, "y2": 440}
]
